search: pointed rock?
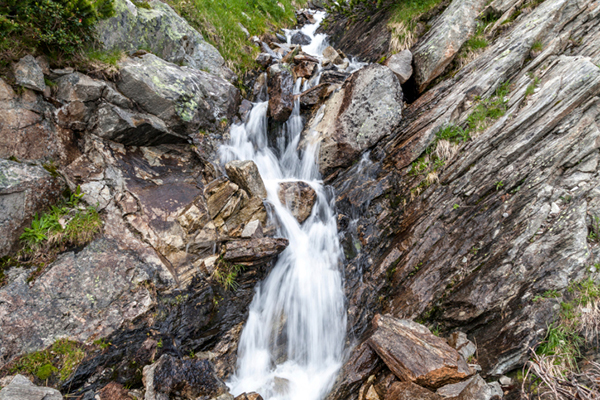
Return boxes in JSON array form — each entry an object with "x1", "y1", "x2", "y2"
[{"x1": 225, "y1": 160, "x2": 267, "y2": 199}]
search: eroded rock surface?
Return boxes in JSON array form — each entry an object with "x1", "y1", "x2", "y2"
[{"x1": 278, "y1": 181, "x2": 317, "y2": 223}]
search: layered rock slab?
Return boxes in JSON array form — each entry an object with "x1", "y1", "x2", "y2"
[{"x1": 367, "y1": 315, "x2": 471, "y2": 389}]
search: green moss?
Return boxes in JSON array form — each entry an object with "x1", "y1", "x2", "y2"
[
  {"x1": 164, "y1": 0, "x2": 307, "y2": 75},
  {"x1": 10, "y1": 339, "x2": 85, "y2": 382},
  {"x1": 86, "y1": 48, "x2": 124, "y2": 66},
  {"x1": 132, "y1": 0, "x2": 152, "y2": 9}
]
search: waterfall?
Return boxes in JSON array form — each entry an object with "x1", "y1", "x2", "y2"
[{"x1": 220, "y1": 11, "x2": 347, "y2": 400}]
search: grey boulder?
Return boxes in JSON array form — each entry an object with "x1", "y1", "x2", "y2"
[
  {"x1": 385, "y1": 50, "x2": 413, "y2": 84},
  {"x1": 12, "y1": 56, "x2": 45, "y2": 92},
  {"x1": 0, "y1": 375, "x2": 63, "y2": 400}
]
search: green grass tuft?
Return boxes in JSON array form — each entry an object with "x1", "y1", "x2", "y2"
[{"x1": 86, "y1": 48, "x2": 124, "y2": 66}]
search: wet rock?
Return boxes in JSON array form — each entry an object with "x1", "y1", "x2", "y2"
[
  {"x1": 293, "y1": 61, "x2": 317, "y2": 79},
  {"x1": 0, "y1": 79, "x2": 76, "y2": 163},
  {"x1": 256, "y1": 53, "x2": 274, "y2": 69},
  {"x1": 278, "y1": 181, "x2": 317, "y2": 223},
  {"x1": 291, "y1": 31, "x2": 312, "y2": 45},
  {"x1": 299, "y1": 83, "x2": 338, "y2": 109},
  {"x1": 0, "y1": 159, "x2": 63, "y2": 257},
  {"x1": 367, "y1": 315, "x2": 471, "y2": 389},
  {"x1": 0, "y1": 239, "x2": 153, "y2": 368},
  {"x1": 225, "y1": 160, "x2": 268, "y2": 199},
  {"x1": 294, "y1": 54, "x2": 319, "y2": 63},
  {"x1": 92, "y1": 103, "x2": 183, "y2": 146},
  {"x1": 235, "y1": 393, "x2": 264, "y2": 400},
  {"x1": 143, "y1": 354, "x2": 228, "y2": 400},
  {"x1": 412, "y1": 0, "x2": 488, "y2": 92},
  {"x1": 253, "y1": 73, "x2": 268, "y2": 102},
  {"x1": 385, "y1": 50, "x2": 413, "y2": 84},
  {"x1": 12, "y1": 55, "x2": 45, "y2": 92},
  {"x1": 385, "y1": 382, "x2": 441, "y2": 400},
  {"x1": 223, "y1": 238, "x2": 289, "y2": 266},
  {"x1": 326, "y1": 342, "x2": 383, "y2": 400},
  {"x1": 242, "y1": 220, "x2": 263, "y2": 239},
  {"x1": 97, "y1": 0, "x2": 234, "y2": 81},
  {"x1": 267, "y1": 63, "x2": 294, "y2": 122},
  {"x1": 118, "y1": 54, "x2": 240, "y2": 135},
  {"x1": 447, "y1": 332, "x2": 476, "y2": 362},
  {"x1": 322, "y1": 46, "x2": 343, "y2": 67},
  {"x1": 319, "y1": 70, "x2": 349, "y2": 85},
  {"x1": 0, "y1": 374, "x2": 63, "y2": 400},
  {"x1": 309, "y1": 64, "x2": 403, "y2": 176}
]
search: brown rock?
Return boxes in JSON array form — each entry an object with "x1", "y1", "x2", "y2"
[
  {"x1": 322, "y1": 46, "x2": 343, "y2": 66},
  {"x1": 205, "y1": 178, "x2": 242, "y2": 219},
  {"x1": 326, "y1": 342, "x2": 383, "y2": 400},
  {"x1": 278, "y1": 181, "x2": 317, "y2": 223},
  {"x1": 235, "y1": 393, "x2": 264, "y2": 400},
  {"x1": 99, "y1": 382, "x2": 130, "y2": 400},
  {"x1": 223, "y1": 238, "x2": 289, "y2": 266},
  {"x1": 386, "y1": 382, "x2": 442, "y2": 400},
  {"x1": 293, "y1": 61, "x2": 317, "y2": 79},
  {"x1": 299, "y1": 83, "x2": 333, "y2": 109},
  {"x1": 267, "y1": 64, "x2": 294, "y2": 122},
  {"x1": 367, "y1": 315, "x2": 471, "y2": 389},
  {"x1": 225, "y1": 160, "x2": 267, "y2": 199},
  {"x1": 294, "y1": 54, "x2": 319, "y2": 64}
]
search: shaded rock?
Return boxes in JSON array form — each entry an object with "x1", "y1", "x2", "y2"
[
  {"x1": 225, "y1": 160, "x2": 267, "y2": 199},
  {"x1": 235, "y1": 393, "x2": 264, "y2": 400},
  {"x1": 293, "y1": 61, "x2": 317, "y2": 79},
  {"x1": 0, "y1": 239, "x2": 153, "y2": 368},
  {"x1": 385, "y1": 382, "x2": 441, "y2": 400},
  {"x1": 223, "y1": 238, "x2": 289, "y2": 266},
  {"x1": 253, "y1": 73, "x2": 268, "y2": 102},
  {"x1": 267, "y1": 64, "x2": 294, "y2": 122},
  {"x1": 0, "y1": 159, "x2": 63, "y2": 257},
  {"x1": 309, "y1": 64, "x2": 403, "y2": 176},
  {"x1": 97, "y1": 0, "x2": 234, "y2": 81},
  {"x1": 299, "y1": 83, "x2": 338, "y2": 109},
  {"x1": 436, "y1": 377, "x2": 474, "y2": 398},
  {"x1": 447, "y1": 332, "x2": 476, "y2": 362},
  {"x1": 291, "y1": 31, "x2": 312, "y2": 45},
  {"x1": 0, "y1": 79, "x2": 76, "y2": 163},
  {"x1": 239, "y1": 99, "x2": 254, "y2": 123},
  {"x1": 412, "y1": 0, "x2": 488, "y2": 92},
  {"x1": 322, "y1": 46, "x2": 343, "y2": 66},
  {"x1": 55, "y1": 72, "x2": 106, "y2": 103},
  {"x1": 242, "y1": 220, "x2": 263, "y2": 239},
  {"x1": 12, "y1": 55, "x2": 45, "y2": 92},
  {"x1": 92, "y1": 103, "x2": 183, "y2": 146},
  {"x1": 385, "y1": 50, "x2": 413, "y2": 84},
  {"x1": 0, "y1": 374, "x2": 63, "y2": 400},
  {"x1": 367, "y1": 315, "x2": 471, "y2": 389},
  {"x1": 320, "y1": 70, "x2": 350, "y2": 85},
  {"x1": 143, "y1": 354, "x2": 228, "y2": 400},
  {"x1": 278, "y1": 181, "x2": 317, "y2": 223},
  {"x1": 117, "y1": 54, "x2": 240, "y2": 135},
  {"x1": 256, "y1": 53, "x2": 273, "y2": 69},
  {"x1": 452, "y1": 375, "x2": 500, "y2": 400}
]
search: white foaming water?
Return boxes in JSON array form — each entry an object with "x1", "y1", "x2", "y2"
[{"x1": 221, "y1": 11, "x2": 346, "y2": 400}]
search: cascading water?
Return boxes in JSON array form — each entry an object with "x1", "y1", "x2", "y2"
[{"x1": 220, "y1": 11, "x2": 348, "y2": 400}]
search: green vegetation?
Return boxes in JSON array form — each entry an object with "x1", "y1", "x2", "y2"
[
  {"x1": 388, "y1": 0, "x2": 444, "y2": 51},
  {"x1": 465, "y1": 36, "x2": 488, "y2": 51},
  {"x1": 524, "y1": 75, "x2": 540, "y2": 98},
  {"x1": 531, "y1": 40, "x2": 544, "y2": 52},
  {"x1": 9, "y1": 339, "x2": 85, "y2": 382},
  {"x1": 588, "y1": 215, "x2": 600, "y2": 242},
  {"x1": 93, "y1": 338, "x2": 111, "y2": 350},
  {"x1": 0, "y1": 0, "x2": 115, "y2": 69},
  {"x1": 86, "y1": 48, "x2": 124, "y2": 66},
  {"x1": 132, "y1": 0, "x2": 152, "y2": 9},
  {"x1": 165, "y1": 0, "x2": 306, "y2": 75},
  {"x1": 466, "y1": 81, "x2": 510, "y2": 132},
  {"x1": 213, "y1": 257, "x2": 246, "y2": 291}
]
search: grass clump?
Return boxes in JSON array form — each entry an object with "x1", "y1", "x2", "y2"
[
  {"x1": 164, "y1": 0, "x2": 306, "y2": 75},
  {"x1": 0, "y1": 0, "x2": 115, "y2": 69},
  {"x1": 85, "y1": 48, "x2": 124, "y2": 66},
  {"x1": 466, "y1": 81, "x2": 510, "y2": 132},
  {"x1": 524, "y1": 75, "x2": 540, "y2": 98},
  {"x1": 9, "y1": 339, "x2": 85, "y2": 382},
  {"x1": 531, "y1": 40, "x2": 544, "y2": 52},
  {"x1": 388, "y1": 0, "x2": 445, "y2": 51},
  {"x1": 213, "y1": 257, "x2": 246, "y2": 291}
]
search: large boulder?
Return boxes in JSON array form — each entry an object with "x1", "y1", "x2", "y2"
[
  {"x1": 412, "y1": 0, "x2": 488, "y2": 92},
  {"x1": 278, "y1": 181, "x2": 317, "y2": 223},
  {"x1": 267, "y1": 63, "x2": 295, "y2": 122},
  {"x1": 367, "y1": 315, "x2": 471, "y2": 389},
  {"x1": 0, "y1": 239, "x2": 153, "y2": 368},
  {"x1": 142, "y1": 354, "x2": 229, "y2": 400},
  {"x1": 97, "y1": 0, "x2": 234, "y2": 81},
  {"x1": 117, "y1": 54, "x2": 240, "y2": 135},
  {"x1": 0, "y1": 374, "x2": 63, "y2": 400},
  {"x1": 0, "y1": 79, "x2": 75, "y2": 163},
  {"x1": 0, "y1": 159, "x2": 63, "y2": 257},
  {"x1": 12, "y1": 56, "x2": 45, "y2": 92},
  {"x1": 310, "y1": 64, "x2": 403, "y2": 176},
  {"x1": 225, "y1": 160, "x2": 268, "y2": 199}
]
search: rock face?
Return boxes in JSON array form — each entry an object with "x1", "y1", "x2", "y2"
[
  {"x1": 367, "y1": 315, "x2": 471, "y2": 389},
  {"x1": 0, "y1": 160, "x2": 63, "y2": 257},
  {"x1": 225, "y1": 160, "x2": 268, "y2": 199},
  {"x1": 223, "y1": 238, "x2": 289, "y2": 266},
  {"x1": 0, "y1": 239, "x2": 153, "y2": 367},
  {"x1": 278, "y1": 181, "x2": 317, "y2": 223},
  {"x1": 309, "y1": 64, "x2": 403, "y2": 176},
  {"x1": 267, "y1": 64, "x2": 295, "y2": 122},
  {"x1": 12, "y1": 56, "x2": 45, "y2": 92},
  {"x1": 142, "y1": 354, "x2": 228, "y2": 400},
  {"x1": 385, "y1": 50, "x2": 413, "y2": 84},
  {"x1": 0, "y1": 374, "x2": 63, "y2": 400},
  {"x1": 412, "y1": 0, "x2": 488, "y2": 92},
  {"x1": 118, "y1": 54, "x2": 240, "y2": 136},
  {"x1": 386, "y1": 382, "x2": 441, "y2": 400},
  {"x1": 97, "y1": 0, "x2": 234, "y2": 81}
]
